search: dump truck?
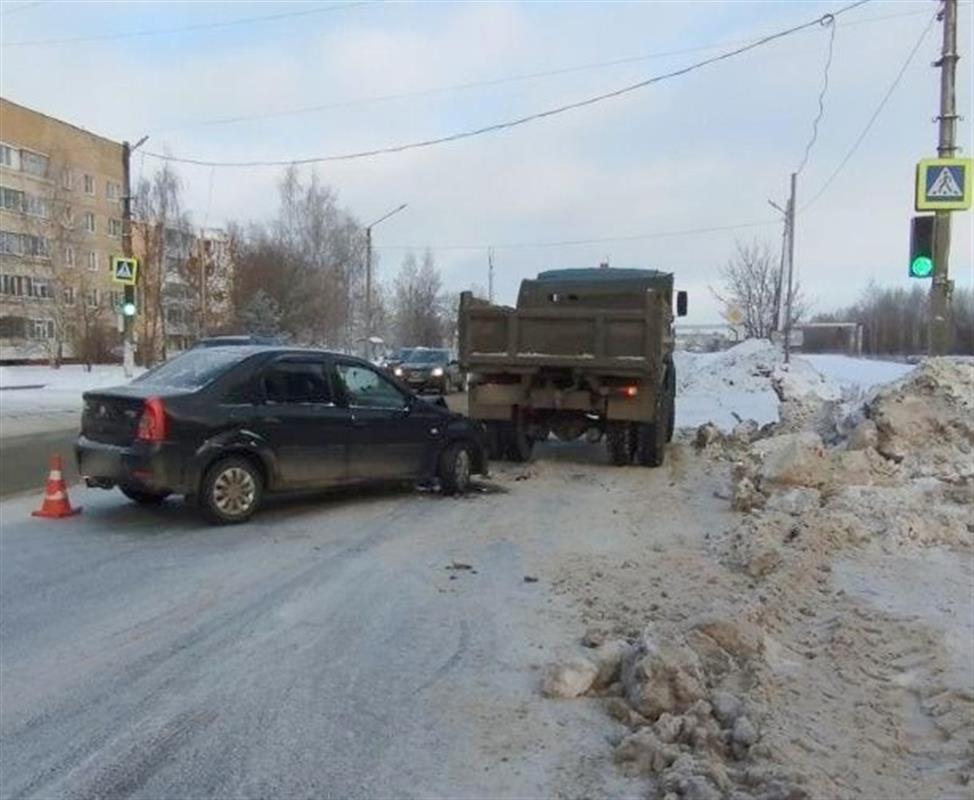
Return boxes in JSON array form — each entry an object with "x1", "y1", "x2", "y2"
[{"x1": 458, "y1": 267, "x2": 687, "y2": 466}]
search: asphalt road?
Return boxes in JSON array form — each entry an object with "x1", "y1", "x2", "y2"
[
  {"x1": 0, "y1": 428, "x2": 79, "y2": 497},
  {"x1": 0, "y1": 445, "x2": 661, "y2": 799}
]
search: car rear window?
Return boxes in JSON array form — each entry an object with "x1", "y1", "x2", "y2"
[
  {"x1": 410, "y1": 349, "x2": 450, "y2": 364},
  {"x1": 134, "y1": 349, "x2": 246, "y2": 389}
]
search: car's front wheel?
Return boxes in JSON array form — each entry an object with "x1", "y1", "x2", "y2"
[
  {"x1": 439, "y1": 441, "x2": 473, "y2": 495},
  {"x1": 200, "y1": 456, "x2": 263, "y2": 525}
]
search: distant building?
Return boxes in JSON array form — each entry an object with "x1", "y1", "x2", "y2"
[
  {"x1": 133, "y1": 222, "x2": 235, "y2": 362},
  {"x1": 0, "y1": 98, "x2": 125, "y2": 363}
]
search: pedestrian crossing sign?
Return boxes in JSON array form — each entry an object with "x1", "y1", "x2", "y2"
[
  {"x1": 915, "y1": 158, "x2": 973, "y2": 211},
  {"x1": 111, "y1": 256, "x2": 139, "y2": 286}
]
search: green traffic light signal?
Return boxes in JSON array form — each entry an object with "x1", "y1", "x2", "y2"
[
  {"x1": 122, "y1": 302, "x2": 137, "y2": 317},
  {"x1": 910, "y1": 256, "x2": 934, "y2": 278},
  {"x1": 909, "y1": 216, "x2": 935, "y2": 279}
]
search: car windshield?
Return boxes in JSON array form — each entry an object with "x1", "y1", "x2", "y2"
[
  {"x1": 408, "y1": 349, "x2": 450, "y2": 364},
  {"x1": 395, "y1": 348, "x2": 414, "y2": 361},
  {"x1": 134, "y1": 349, "x2": 245, "y2": 388}
]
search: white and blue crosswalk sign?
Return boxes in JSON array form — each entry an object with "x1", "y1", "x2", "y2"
[{"x1": 916, "y1": 158, "x2": 972, "y2": 211}]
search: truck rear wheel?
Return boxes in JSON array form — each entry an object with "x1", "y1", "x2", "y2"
[
  {"x1": 665, "y1": 361, "x2": 676, "y2": 443},
  {"x1": 504, "y1": 421, "x2": 534, "y2": 462},
  {"x1": 606, "y1": 422, "x2": 635, "y2": 466},
  {"x1": 635, "y1": 419, "x2": 666, "y2": 467}
]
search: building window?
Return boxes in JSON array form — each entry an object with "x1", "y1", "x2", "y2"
[
  {"x1": 0, "y1": 274, "x2": 25, "y2": 296},
  {"x1": 83, "y1": 174, "x2": 95, "y2": 195},
  {"x1": 106, "y1": 181, "x2": 121, "y2": 201},
  {"x1": 108, "y1": 218, "x2": 122, "y2": 238},
  {"x1": 62, "y1": 205, "x2": 74, "y2": 228},
  {"x1": 0, "y1": 230, "x2": 22, "y2": 255},
  {"x1": 87, "y1": 250, "x2": 98, "y2": 271},
  {"x1": 0, "y1": 186, "x2": 24, "y2": 211},
  {"x1": 65, "y1": 245, "x2": 75, "y2": 267},
  {"x1": 61, "y1": 167, "x2": 73, "y2": 190},
  {"x1": 0, "y1": 144, "x2": 14, "y2": 168},
  {"x1": 84, "y1": 288, "x2": 99, "y2": 307},
  {"x1": 29, "y1": 318, "x2": 55, "y2": 340},
  {"x1": 21, "y1": 151, "x2": 49, "y2": 178},
  {"x1": 84, "y1": 211, "x2": 95, "y2": 233},
  {"x1": 63, "y1": 286, "x2": 75, "y2": 305},
  {"x1": 23, "y1": 234, "x2": 50, "y2": 258},
  {"x1": 24, "y1": 193, "x2": 48, "y2": 218},
  {"x1": 29, "y1": 278, "x2": 50, "y2": 299},
  {"x1": 108, "y1": 289, "x2": 121, "y2": 309}
]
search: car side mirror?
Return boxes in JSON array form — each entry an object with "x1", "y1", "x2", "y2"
[{"x1": 676, "y1": 291, "x2": 688, "y2": 317}]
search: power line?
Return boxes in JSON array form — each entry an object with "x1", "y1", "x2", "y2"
[
  {"x1": 373, "y1": 220, "x2": 779, "y2": 252},
  {"x1": 151, "y1": 5, "x2": 922, "y2": 135},
  {"x1": 801, "y1": 11, "x2": 938, "y2": 212},
  {"x1": 144, "y1": 0, "x2": 871, "y2": 169},
  {"x1": 795, "y1": 13, "x2": 837, "y2": 175},
  {"x1": 1, "y1": 2, "x2": 366, "y2": 47}
]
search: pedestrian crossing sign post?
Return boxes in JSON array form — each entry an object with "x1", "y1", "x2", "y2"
[
  {"x1": 915, "y1": 158, "x2": 973, "y2": 211},
  {"x1": 110, "y1": 256, "x2": 139, "y2": 286}
]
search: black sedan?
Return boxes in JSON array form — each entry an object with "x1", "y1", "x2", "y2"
[
  {"x1": 76, "y1": 347, "x2": 488, "y2": 524},
  {"x1": 391, "y1": 348, "x2": 462, "y2": 394}
]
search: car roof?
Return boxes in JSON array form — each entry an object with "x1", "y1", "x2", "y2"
[{"x1": 201, "y1": 345, "x2": 374, "y2": 364}]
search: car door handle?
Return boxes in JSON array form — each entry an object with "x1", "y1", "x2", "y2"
[{"x1": 260, "y1": 415, "x2": 282, "y2": 424}]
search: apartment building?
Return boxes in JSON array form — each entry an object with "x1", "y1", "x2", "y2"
[
  {"x1": 133, "y1": 223, "x2": 236, "y2": 362},
  {"x1": 0, "y1": 98, "x2": 125, "y2": 363}
]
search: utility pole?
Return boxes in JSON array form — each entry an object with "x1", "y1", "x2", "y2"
[
  {"x1": 930, "y1": 0, "x2": 959, "y2": 355},
  {"x1": 487, "y1": 247, "x2": 495, "y2": 302},
  {"x1": 121, "y1": 136, "x2": 147, "y2": 377},
  {"x1": 783, "y1": 172, "x2": 797, "y2": 364},
  {"x1": 363, "y1": 203, "x2": 407, "y2": 357}
]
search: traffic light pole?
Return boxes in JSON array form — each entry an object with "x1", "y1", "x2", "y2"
[
  {"x1": 930, "y1": 0, "x2": 959, "y2": 355},
  {"x1": 121, "y1": 141, "x2": 135, "y2": 377}
]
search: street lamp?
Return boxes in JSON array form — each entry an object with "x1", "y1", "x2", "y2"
[{"x1": 364, "y1": 203, "x2": 407, "y2": 354}]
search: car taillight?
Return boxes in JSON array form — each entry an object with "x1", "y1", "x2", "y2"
[{"x1": 136, "y1": 396, "x2": 167, "y2": 442}]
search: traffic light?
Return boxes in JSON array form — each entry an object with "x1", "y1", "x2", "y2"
[
  {"x1": 909, "y1": 215, "x2": 935, "y2": 278},
  {"x1": 122, "y1": 284, "x2": 137, "y2": 317}
]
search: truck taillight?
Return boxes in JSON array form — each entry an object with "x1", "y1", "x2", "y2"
[
  {"x1": 620, "y1": 386, "x2": 638, "y2": 398},
  {"x1": 136, "y1": 397, "x2": 167, "y2": 442}
]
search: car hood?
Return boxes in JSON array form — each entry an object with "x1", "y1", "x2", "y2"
[{"x1": 401, "y1": 362, "x2": 447, "y2": 370}]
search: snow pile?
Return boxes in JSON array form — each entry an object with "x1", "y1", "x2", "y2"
[
  {"x1": 724, "y1": 357, "x2": 974, "y2": 565},
  {"x1": 543, "y1": 619, "x2": 809, "y2": 800}
]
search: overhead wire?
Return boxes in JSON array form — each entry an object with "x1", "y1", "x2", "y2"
[
  {"x1": 142, "y1": 0, "x2": 872, "y2": 168},
  {"x1": 1, "y1": 2, "x2": 366, "y2": 47},
  {"x1": 150, "y1": 4, "x2": 923, "y2": 135},
  {"x1": 801, "y1": 10, "x2": 938, "y2": 212},
  {"x1": 795, "y1": 13, "x2": 837, "y2": 175}
]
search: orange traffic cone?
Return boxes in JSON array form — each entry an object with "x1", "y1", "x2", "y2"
[{"x1": 32, "y1": 454, "x2": 81, "y2": 519}]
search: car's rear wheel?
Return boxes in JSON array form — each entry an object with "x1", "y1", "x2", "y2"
[
  {"x1": 200, "y1": 456, "x2": 263, "y2": 525},
  {"x1": 439, "y1": 441, "x2": 472, "y2": 495},
  {"x1": 120, "y1": 486, "x2": 171, "y2": 505}
]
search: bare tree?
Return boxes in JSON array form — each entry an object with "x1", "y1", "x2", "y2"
[
  {"x1": 133, "y1": 163, "x2": 192, "y2": 364},
  {"x1": 391, "y1": 250, "x2": 446, "y2": 346},
  {"x1": 229, "y1": 167, "x2": 365, "y2": 348},
  {"x1": 711, "y1": 240, "x2": 805, "y2": 339},
  {"x1": 813, "y1": 282, "x2": 973, "y2": 356}
]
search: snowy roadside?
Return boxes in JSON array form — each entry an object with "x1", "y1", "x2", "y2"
[
  {"x1": 541, "y1": 347, "x2": 973, "y2": 800},
  {"x1": 674, "y1": 341, "x2": 915, "y2": 432},
  {"x1": 0, "y1": 365, "x2": 141, "y2": 439}
]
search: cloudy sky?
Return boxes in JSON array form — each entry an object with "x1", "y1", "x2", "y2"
[{"x1": 2, "y1": 0, "x2": 971, "y2": 321}]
